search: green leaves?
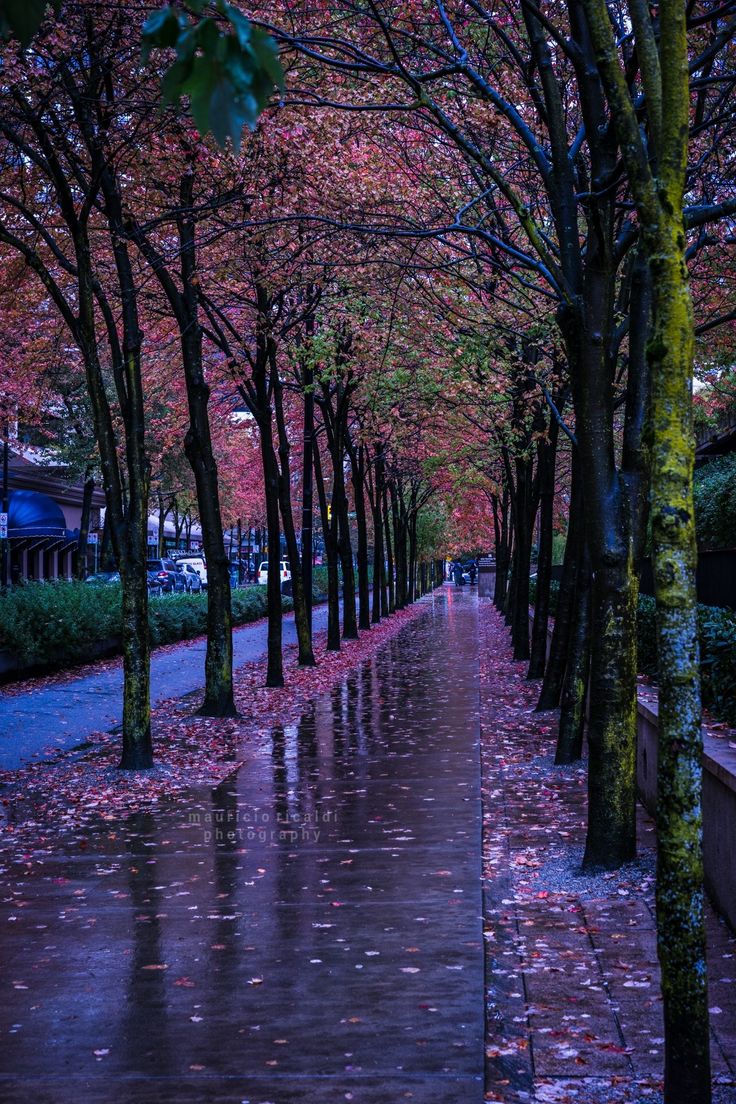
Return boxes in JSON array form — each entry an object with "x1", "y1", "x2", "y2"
[
  {"x1": 0, "y1": 0, "x2": 61, "y2": 47},
  {"x1": 141, "y1": 0, "x2": 283, "y2": 150}
]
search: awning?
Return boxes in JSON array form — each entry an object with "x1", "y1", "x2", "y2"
[{"x1": 6, "y1": 489, "x2": 70, "y2": 539}]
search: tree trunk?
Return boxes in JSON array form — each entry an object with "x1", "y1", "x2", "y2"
[
  {"x1": 182, "y1": 374, "x2": 236, "y2": 716},
  {"x1": 408, "y1": 510, "x2": 418, "y2": 603},
  {"x1": 337, "y1": 491, "x2": 358, "y2": 639},
  {"x1": 390, "y1": 484, "x2": 407, "y2": 609},
  {"x1": 383, "y1": 487, "x2": 395, "y2": 614},
  {"x1": 537, "y1": 457, "x2": 583, "y2": 710},
  {"x1": 555, "y1": 543, "x2": 591, "y2": 764},
  {"x1": 131, "y1": 172, "x2": 235, "y2": 717},
  {"x1": 119, "y1": 548, "x2": 152, "y2": 770},
  {"x1": 301, "y1": 355, "x2": 315, "y2": 633},
  {"x1": 157, "y1": 491, "x2": 165, "y2": 557},
  {"x1": 351, "y1": 445, "x2": 371, "y2": 631},
  {"x1": 370, "y1": 479, "x2": 383, "y2": 624},
  {"x1": 314, "y1": 445, "x2": 340, "y2": 651},
  {"x1": 75, "y1": 469, "x2": 95, "y2": 580},
  {"x1": 650, "y1": 219, "x2": 710, "y2": 1104},
  {"x1": 528, "y1": 419, "x2": 559, "y2": 678},
  {"x1": 582, "y1": 556, "x2": 639, "y2": 868},
  {"x1": 258, "y1": 413, "x2": 284, "y2": 687},
  {"x1": 492, "y1": 488, "x2": 511, "y2": 609},
  {"x1": 273, "y1": 370, "x2": 315, "y2": 666}
]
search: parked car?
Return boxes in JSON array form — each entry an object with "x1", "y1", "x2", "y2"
[
  {"x1": 146, "y1": 558, "x2": 185, "y2": 593},
  {"x1": 85, "y1": 571, "x2": 120, "y2": 586},
  {"x1": 257, "y1": 560, "x2": 291, "y2": 586},
  {"x1": 171, "y1": 553, "x2": 208, "y2": 588},
  {"x1": 147, "y1": 570, "x2": 164, "y2": 597},
  {"x1": 181, "y1": 563, "x2": 203, "y2": 593}
]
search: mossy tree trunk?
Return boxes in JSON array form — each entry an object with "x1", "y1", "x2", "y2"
[
  {"x1": 649, "y1": 212, "x2": 710, "y2": 1104},
  {"x1": 582, "y1": 0, "x2": 710, "y2": 1096}
]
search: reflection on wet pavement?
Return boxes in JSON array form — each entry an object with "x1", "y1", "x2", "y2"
[{"x1": 0, "y1": 588, "x2": 483, "y2": 1103}]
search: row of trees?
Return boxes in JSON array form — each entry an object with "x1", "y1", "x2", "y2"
[
  {"x1": 0, "y1": 1, "x2": 455, "y2": 765},
  {"x1": 261, "y1": 4, "x2": 731, "y2": 1101},
  {"x1": 1, "y1": 3, "x2": 735, "y2": 1101}
]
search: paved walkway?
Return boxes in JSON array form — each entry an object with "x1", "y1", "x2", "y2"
[
  {"x1": 478, "y1": 598, "x2": 736, "y2": 1103},
  {"x1": 0, "y1": 604, "x2": 334, "y2": 770},
  {"x1": 0, "y1": 589, "x2": 485, "y2": 1102}
]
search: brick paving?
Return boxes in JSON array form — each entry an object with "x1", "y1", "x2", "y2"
[{"x1": 479, "y1": 598, "x2": 736, "y2": 1103}]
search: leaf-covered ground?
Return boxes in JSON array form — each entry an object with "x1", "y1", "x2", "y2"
[
  {"x1": 479, "y1": 600, "x2": 736, "y2": 1104},
  {"x1": 0, "y1": 603, "x2": 428, "y2": 865}
]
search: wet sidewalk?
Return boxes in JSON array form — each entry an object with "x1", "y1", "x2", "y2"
[
  {"x1": 0, "y1": 589, "x2": 484, "y2": 1103},
  {"x1": 479, "y1": 600, "x2": 736, "y2": 1103}
]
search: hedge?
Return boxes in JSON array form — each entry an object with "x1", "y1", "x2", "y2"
[
  {"x1": 637, "y1": 594, "x2": 736, "y2": 726},
  {"x1": 0, "y1": 580, "x2": 293, "y2": 673},
  {"x1": 694, "y1": 454, "x2": 736, "y2": 550},
  {"x1": 530, "y1": 577, "x2": 736, "y2": 726}
]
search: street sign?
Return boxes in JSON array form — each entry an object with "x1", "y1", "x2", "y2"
[
  {"x1": 0, "y1": 512, "x2": 7, "y2": 539},
  {"x1": 88, "y1": 532, "x2": 98, "y2": 544}
]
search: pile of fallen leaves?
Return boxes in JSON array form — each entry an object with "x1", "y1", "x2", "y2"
[{"x1": 0, "y1": 602, "x2": 429, "y2": 862}]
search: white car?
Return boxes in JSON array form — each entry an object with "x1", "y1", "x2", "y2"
[
  {"x1": 173, "y1": 555, "x2": 208, "y2": 587},
  {"x1": 257, "y1": 560, "x2": 291, "y2": 585}
]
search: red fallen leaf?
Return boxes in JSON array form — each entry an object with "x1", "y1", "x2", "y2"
[
  {"x1": 141, "y1": 964, "x2": 168, "y2": 971},
  {"x1": 174, "y1": 976, "x2": 195, "y2": 987},
  {"x1": 330, "y1": 901, "x2": 344, "y2": 907}
]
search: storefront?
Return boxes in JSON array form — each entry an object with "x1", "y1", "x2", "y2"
[{"x1": 6, "y1": 489, "x2": 79, "y2": 582}]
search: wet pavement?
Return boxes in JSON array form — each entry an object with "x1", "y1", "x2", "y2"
[
  {"x1": 0, "y1": 603, "x2": 334, "y2": 770},
  {"x1": 0, "y1": 589, "x2": 484, "y2": 1102}
]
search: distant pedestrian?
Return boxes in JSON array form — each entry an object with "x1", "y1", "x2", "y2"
[
  {"x1": 453, "y1": 563, "x2": 465, "y2": 586},
  {"x1": 469, "y1": 562, "x2": 477, "y2": 583}
]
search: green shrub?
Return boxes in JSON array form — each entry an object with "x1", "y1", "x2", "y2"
[
  {"x1": 529, "y1": 576, "x2": 559, "y2": 614},
  {"x1": 0, "y1": 580, "x2": 121, "y2": 666},
  {"x1": 636, "y1": 594, "x2": 658, "y2": 677},
  {"x1": 0, "y1": 580, "x2": 292, "y2": 674},
  {"x1": 531, "y1": 575, "x2": 736, "y2": 725},
  {"x1": 635, "y1": 594, "x2": 736, "y2": 723},
  {"x1": 697, "y1": 604, "x2": 736, "y2": 725},
  {"x1": 694, "y1": 454, "x2": 736, "y2": 550}
]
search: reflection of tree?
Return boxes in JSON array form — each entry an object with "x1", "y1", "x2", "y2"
[
  {"x1": 271, "y1": 724, "x2": 289, "y2": 826},
  {"x1": 345, "y1": 672, "x2": 359, "y2": 753},
  {"x1": 203, "y1": 777, "x2": 241, "y2": 1063},
  {"x1": 295, "y1": 707, "x2": 319, "y2": 809},
  {"x1": 122, "y1": 812, "x2": 173, "y2": 1074},
  {"x1": 331, "y1": 684, "x2": 346, "y2": 769}
]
